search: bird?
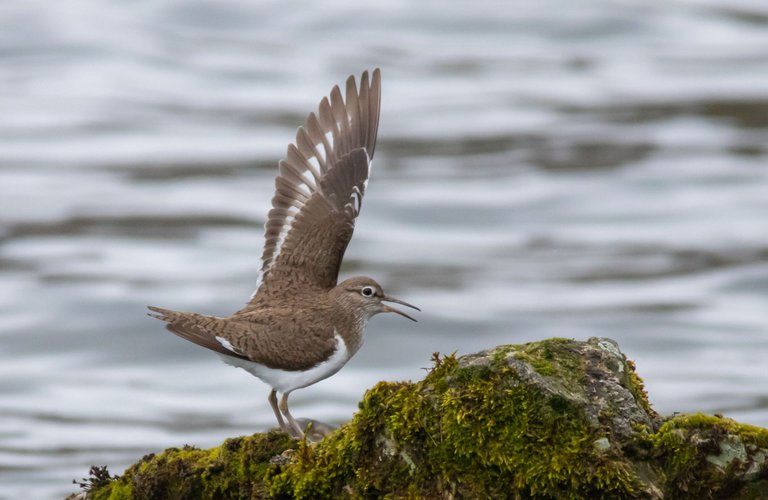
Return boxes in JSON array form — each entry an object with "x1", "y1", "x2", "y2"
[{"x1": 148, "y1": 69, "x2": 419, "y2": 438}]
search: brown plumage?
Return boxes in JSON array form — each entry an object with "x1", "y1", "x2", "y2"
[{"x1": 148, "y1": 69, "x2": 418, "y2": 438}]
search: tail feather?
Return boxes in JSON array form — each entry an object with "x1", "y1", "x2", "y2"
[{"x1": 147, "y1": 306, "x2": 248, "y2": 360}]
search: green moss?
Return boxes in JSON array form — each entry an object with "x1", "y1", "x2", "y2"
[
  {"x1": 82, "y1": 338, "x2": 768, "y2": 499},
  {"x1": 265, "y1": 340, "x2": 642, "y2": 498},
  {"x1": 91, "y1": 481, "x2": 132, "y2": 500},
  {"x1": 512, "y1": 337, "x2": 582, "y2": 378},
  {"x1": 659, "y1": 413, "x2": 768, "y2": 448},
  {"x1": 90, "y1": 432, "x2": 295, "y2": 499},
  {"x1": 625, "y1": 359, "x2": 656, "y2": 419},
  {"x1": 652, "y1": 413, "x2": 768, "y2": 498}
]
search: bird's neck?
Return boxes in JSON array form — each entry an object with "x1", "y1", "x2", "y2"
[
  {"x1": 326, "y1": 293, "x2": 368, "y2": 356},
  {"x1": 336, "y1": 308, "x2": 368, "y2": 356}
]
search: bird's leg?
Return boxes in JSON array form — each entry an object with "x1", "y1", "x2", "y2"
[
  {"x1": 268, "y1": 389, "x2": 289, "y2": 434},
  {"x1": 279, "y1": 392, "x2": 304, "y2": 438}
]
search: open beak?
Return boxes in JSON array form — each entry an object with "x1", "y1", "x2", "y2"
[{"x1": 381, "y1": 296, "x2": 420, "y2": 322}]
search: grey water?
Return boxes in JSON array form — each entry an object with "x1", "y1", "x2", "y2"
[{"x1": 2, "y1": 0, "x2": 768, "y2": 497}]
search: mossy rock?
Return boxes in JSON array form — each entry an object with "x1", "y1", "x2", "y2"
[
  {"x1": 75, "y1": 337, "x2": 768, "y2": 499},
  {"x1": 651, "y1": 414, "x2": 768, "y2": 498}
]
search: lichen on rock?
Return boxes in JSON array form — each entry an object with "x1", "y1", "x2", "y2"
[{"x1": 78, "y1": 337, "x2": 768, "y2": 499}]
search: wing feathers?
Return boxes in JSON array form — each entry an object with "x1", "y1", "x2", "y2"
[
  {"x1": 358, "y1": 72, "x2": 370, "y2": 151},
  {"x1": 307, "y1": 111, "x2": 333, "y2": 166},
  {"x1": 286, "y1": 145, "x2": 322, "y2": 182},
  {"x1": 367, "y1": 69, "x2": 381, "y2": 157},
  {"x1": 247, "y1": 70, "x2": 381, "y2": 303},
  {"x1": 345, "y1": 75, "x2": 362, "y2": 148},
  {"x1": 330, "y1": 86, "x2": 350, "y2": 154},
  {"x1": 296, "y1": 126, "x2": 327, "y2": 172},
  {"x1": 278, "y1": 160, "x2": 316, "y2": 191}
]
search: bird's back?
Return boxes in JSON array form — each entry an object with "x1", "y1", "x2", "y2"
[{"x1": 149, "y1": 295, "x2": 350, "y2": 371}]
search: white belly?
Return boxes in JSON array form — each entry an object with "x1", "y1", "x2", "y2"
[{"x1": 216, "y1": 333, "x2": 351, "y2": 394}]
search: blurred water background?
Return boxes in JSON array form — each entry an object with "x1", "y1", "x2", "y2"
[{"x1": 2, "y1": 0, "x2": 768, "y2": 497}]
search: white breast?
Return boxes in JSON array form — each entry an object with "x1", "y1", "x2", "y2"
[{"x1": 216, "y1": 333, "x2": 351, "y2": 394}]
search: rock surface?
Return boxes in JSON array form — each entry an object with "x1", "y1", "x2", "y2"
[{"x1": 74, "y1": 337, "x2": 768, "y2": 499}]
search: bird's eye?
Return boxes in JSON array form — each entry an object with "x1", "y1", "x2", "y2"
[{"x1": 361, "y1": 286, "x2": 375, "y2": 297}]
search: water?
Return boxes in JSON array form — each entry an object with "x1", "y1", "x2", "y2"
[{"x1": 2, "y1": 0, "x2": 768, "y2": 497}]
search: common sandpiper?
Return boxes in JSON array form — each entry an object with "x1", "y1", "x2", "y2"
[{"x1": 148, "y1": 69, "x2": 418, "y2": 438}]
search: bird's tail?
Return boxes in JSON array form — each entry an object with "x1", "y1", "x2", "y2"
[{"x1": 147, "y1": 306, "x2": 245, "y2": 359}]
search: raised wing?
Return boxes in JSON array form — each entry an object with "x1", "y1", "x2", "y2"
[{"x1": 243, "y1": 69, "x2": 381, "y2": 308}]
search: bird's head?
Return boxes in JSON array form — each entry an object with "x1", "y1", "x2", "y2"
[{"x1": 332, "y1": 276, "x2": 419, "y2": 322}]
